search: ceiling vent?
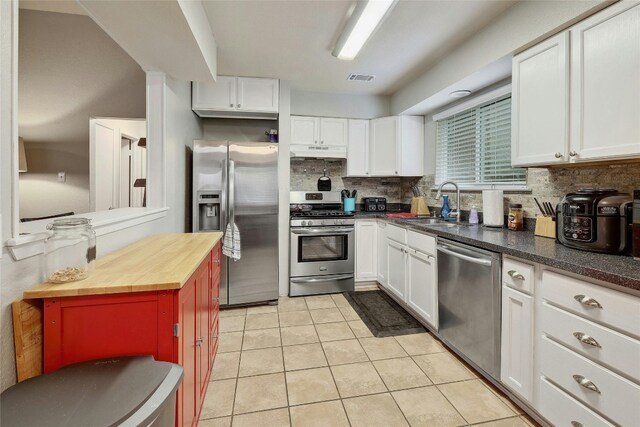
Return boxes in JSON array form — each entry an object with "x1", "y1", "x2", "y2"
[{"x1": 347, "y1": 73, "x2": 375, "y2": 82}]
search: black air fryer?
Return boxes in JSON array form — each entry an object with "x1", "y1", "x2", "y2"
[{"x1": 556, "y1": 188, "x2": 632, "y2": 254}]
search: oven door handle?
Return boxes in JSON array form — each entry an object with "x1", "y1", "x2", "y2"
[
  {"x1": 290, "y1": 274, "x2": 354, "y2": 283},
  {"x1": 291, "y1": 228, "x2": 354, "y2": 235}
]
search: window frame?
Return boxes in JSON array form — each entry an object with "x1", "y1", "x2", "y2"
[
  {"x1": 1, "y1": 5, "x2": 168, "y2": 261},
  {"x1": 432, "y1": 84, "x2": 528, "y2": 191}
]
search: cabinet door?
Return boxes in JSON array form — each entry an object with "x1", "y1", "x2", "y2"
[
  {"x1": 370, "y1": 117, "x2": 399, "y2": 176},
  {"x1": 355, "y1": 220, "x2": 377, "y2": 281},
  {"x1": 397, "y1": 116, "x2": 424, "y2": 176},
  {"x1": 291, "y1": 116, "x2": 319, "y2": 145},
  {"x1": 377, "y1": 221, "x2": 388, "y2": 287},
  {"x1": 570, "y1": 2, "x2": 640, "y2": 161},
  {"x1": 406, "y1": 249, "x2": 438, "y2": 329},
  {"x1": 512, "y1": 33, "x2": 569, "y2": 166},
  {"x1": 347, "y1": 119, "x2": 370, "y2": 176},
  {"x1": 500, "y1": 285, "x2": 533, "y2": 403},
  {"x1": 196, "y1": 262, "x2": 210, "y2": 400},
  {"x1": 386, "y1": 240, "x2": 406, "y2": 300},
  {"x1": 177, "y1": 279, "x2": 197, "y2": 427},
  {"x1": 236, "y1": 77, "x2": 279, "y2": 112},
  {"x1": 192, "y1": 76, "x2": 236, "y2": 111},
  {"x1": 320, "y1": 118, "x2": 348, "y2": 147}
]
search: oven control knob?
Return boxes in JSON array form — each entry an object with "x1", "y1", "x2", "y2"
[
  {"x1": 307, "y1": 221, "x2": 313, "y2": 226},
  {"x1": 301, "y1": 220, "x2": 307, "y2": 226}
]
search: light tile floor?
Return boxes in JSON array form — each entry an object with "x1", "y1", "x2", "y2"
[{"x1": 202, "y1": 294, "x2": 539, "y2": 427}]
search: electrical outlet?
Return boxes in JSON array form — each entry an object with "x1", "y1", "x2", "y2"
[{"x1": 57, "y1": 172, "x2": 66, "y2": 182}]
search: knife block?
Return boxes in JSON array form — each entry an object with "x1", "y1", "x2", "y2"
[
  {"x1": 534, "y1": 215, "x2": 556, "y2": 239},
  {"x1": 411, "y1": 197, "x2": 430, "y2": 216}
]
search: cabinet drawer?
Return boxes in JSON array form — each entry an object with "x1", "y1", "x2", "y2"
[
  {"x1": 541, "y1": 302, "x2": 640, "y2": 381},
  {"x1": 407, "y1": 230, "x2": 435, "y2": 255},
  {"x1": 539, "y1": 376, "x2": 614, "y2": 427},
  {"x1": 541, "y1": 270, "x2": 640, "y2": 337},
  {"x1": 540, "y1": 335, "x2": 640, "y2": 427},
  {"x1": 502, "y1": 258, "x2": 534, "y2": 294},
  {"x1": 386, "y1": 224, "x2": 407, "y2": 244}
]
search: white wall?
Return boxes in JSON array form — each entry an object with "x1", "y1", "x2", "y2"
[
  {"x1": 0, "y1": 75, "x2": 201, "y2": 392},
  {"x1": 291, "y1": 90, "x2": 390, "y2": 119},
  {"x1": 18, "y1": 9, "x2": 146, "y2": 218},
  {"x1": 391, "y1": 0, "x2": 606, "y2": 114}
]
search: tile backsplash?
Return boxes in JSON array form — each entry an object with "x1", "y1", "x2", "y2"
[
  {"x1": 290, "y1": 159, "x2": 640, "y2": 219},
  {"x1": 290, "y1": 159, "x2": 403, "y2": 201},
  {"x1": 403, "y1": 163, "x2": 640, "y2": 218}
]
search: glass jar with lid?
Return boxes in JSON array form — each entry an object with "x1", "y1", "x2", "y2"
[{"x1": 44, "y1": 218, "x2": 97, "y2": 283}]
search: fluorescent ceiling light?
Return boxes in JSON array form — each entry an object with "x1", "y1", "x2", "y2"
[{"x1": 333, "y1": 0, "x2": 396, "y2": 60}]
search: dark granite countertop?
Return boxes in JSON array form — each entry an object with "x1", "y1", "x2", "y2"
[{"x1": 354, "y1": 213, "x2": 640, "y2": 293}]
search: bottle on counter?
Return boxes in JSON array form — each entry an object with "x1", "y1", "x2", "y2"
[
  {"x1": 469, "y1": 205, "x2": 479, "y2": 224},
  {"x1": 508, "y1": 203, "x2": 524, "y2": 231},
  {"x1": 440, "y1": 195, "x2": 451, "y2": 220}
]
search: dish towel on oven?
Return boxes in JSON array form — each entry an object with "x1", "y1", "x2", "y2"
[{"x1": 222, "y1": 222, "x2": 241, "y2": 260}]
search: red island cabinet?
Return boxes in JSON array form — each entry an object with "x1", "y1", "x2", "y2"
[{"x1": 24, "y1": 233, "x2": 222, "y2": 427}]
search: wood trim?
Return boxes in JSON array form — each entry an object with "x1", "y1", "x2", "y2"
[{"x1": 12, "y1": 299, "x2": 43, "y2": 382}]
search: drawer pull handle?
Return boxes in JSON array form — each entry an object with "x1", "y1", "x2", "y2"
[
  {"x1": 571, "y1": 422, "x2": 584, "y2": 427},
  {"x1": 573, "y1": 332, "x2": 601, "y2": 348},
  {"x1": 574, "y1": 294, "x2": 602, "y2": 309},
  {"x1": 572, "y1": 375, "x2": 601, "y2": 394},
  {"x1": 507, "y1": 270, "x2": 525, "y2": 280}
]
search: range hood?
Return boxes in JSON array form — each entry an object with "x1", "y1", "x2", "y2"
[{"x1": 290, "y1": 144, "x2": 347, "y2": 159}]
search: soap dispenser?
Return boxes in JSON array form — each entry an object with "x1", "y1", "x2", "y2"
[{"x1": 440, "y1": 195, "x2": 451, "y2": 220}]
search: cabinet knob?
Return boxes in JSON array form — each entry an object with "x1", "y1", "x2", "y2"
[
  {"x1": 229, "y1": 103, "x2": 233, "y2": 108},
  {"x1": 572, "y1": 374, "x2": 601, "y2": 394},
  {"x1": 574, "y1": 294, "x2": 602, "y2": 309},
  {"x1": 571, "y1": 422, "x2": 584, "y2": 427},
  {"x1": 395, "y1": 171, "x2": 398, "y2": 175},
  {"x1": 569, "y1": 150, "x2": 578, "y2": 157},
  {"x1": 573, "y1": 332, "x2": 601, "y2": 348},
  {"x1": 320, "y1": 140, "x2": 324, "y2": 144},
  {"x1": 237, "y1": 104, "x2": 241, "y2": 108},
  {"x1": 507, "y1": 270, "x2": 525, "y2": 280},
  {"x1": 554, "y1": 152, "x2": 563, "y2": 158},
  {"x1": 314, "y1": 140, "x2": 318, "y2": 144},
  {"x1": 195, "y1": 337, "x2": 203, "y2": 347}
]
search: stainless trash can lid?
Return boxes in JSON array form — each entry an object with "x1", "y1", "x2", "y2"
[{"x1": 1, "y1": 356, "x2": 183, "y2": 427}]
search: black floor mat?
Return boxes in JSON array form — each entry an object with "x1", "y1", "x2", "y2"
[{"x1": 343, "y1": 290, "x2": 425, "y2": 337}]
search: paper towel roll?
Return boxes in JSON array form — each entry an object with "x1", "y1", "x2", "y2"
[{"x1": 483, "y1": 190, "x2": 504, "y2": 227}]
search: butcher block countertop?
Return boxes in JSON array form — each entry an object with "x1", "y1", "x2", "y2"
[{"x1": 24, "y1": 232, "x2": 223, "y2": 299}]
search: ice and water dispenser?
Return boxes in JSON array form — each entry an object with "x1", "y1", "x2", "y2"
[{"x1": 195, "y1": 191, "x2": 221, "y2": 232}]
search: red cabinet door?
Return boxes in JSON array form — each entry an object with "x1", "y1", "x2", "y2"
[
  {"x1": 196, "y1": 261, "x2": 210, "y2": 401},
  {"x1": 176, "y1": 277, "x2": 197, "y2": 427}
]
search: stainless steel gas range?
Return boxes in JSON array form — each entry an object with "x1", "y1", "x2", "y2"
[{"x1": 289, "y1": 191, "x2": 355, "y2": 297}]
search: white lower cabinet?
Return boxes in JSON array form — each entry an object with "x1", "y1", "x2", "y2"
[
  {"x1": 406, "y1": 249, "x2": 438, "y2": 330},
  {"x1": 386, "y1": 239, "x2": 407, "y2": 300},
  {"x1": 376, "y1": 221, "x2": 387, "y2": 287},
  {"x1": 500, "y1": 285, "x2": 533, "y2": 402},
  {"x1": 355, "y1": 220, "x2": 377, "y2": 282}
]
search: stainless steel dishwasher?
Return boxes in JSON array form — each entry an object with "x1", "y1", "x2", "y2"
[{"x1": 437, "y1": 238, "x2": 501, "y2": 380}]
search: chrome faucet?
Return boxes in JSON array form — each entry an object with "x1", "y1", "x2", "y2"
[{"x1": 435, "y1": 181, "x2": 461, "y2": 223}]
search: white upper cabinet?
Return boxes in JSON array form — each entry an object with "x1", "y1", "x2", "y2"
[
  {"x1": 569, "y1": 1, "x2": 640, "y2": 162},
  {"x1": 291, "y1": 116, "x2": 319, "y2": 145},
  {"x1": 192, "y1": 76, "x2": 279, "y2": 119},
  {"x1": 236, "y1": 77, "x2": 279, "y2": 112},
  {"x1": 347, "y1": 119, "x2": 370, "y2": 176},
  {"x1": 192, "y1": 76, "x2": 236, "y2": 112},
  {"x1": 319, "y1": 118, "x2": 348, "y2": 146},
  {"x1": 511, "y1": 2, "x2": 640, "y2": 167},
  {"x1": 370, "y1": 116, "x2": 424, "y2": 176},
  {"x1": 512, "y1": 33, "x2": 569, "y2": 167},
  {"x1": 291, "y1": 116, "x2": 348, "y2": 147}
]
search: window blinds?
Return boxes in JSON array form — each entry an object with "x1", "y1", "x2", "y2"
[{"x1": 435, "y1": 96, "x2": 526, "y2": 187}]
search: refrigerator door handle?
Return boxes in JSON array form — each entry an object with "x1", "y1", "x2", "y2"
[
  {"x1": 229, "y1": 159, "x2": 236, "y2": 227},
  {"x1": 221, "y1": 158, "x2": 228, "y2": 231}
]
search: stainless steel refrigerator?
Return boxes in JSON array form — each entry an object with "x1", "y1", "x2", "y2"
[{"x1": 193, "y1": 140, "x2": 279, "y2": 305}]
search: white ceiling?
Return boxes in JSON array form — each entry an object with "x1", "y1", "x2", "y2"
[{"x1": 203, "y1": 0, "x2": 516, "y2": 95}]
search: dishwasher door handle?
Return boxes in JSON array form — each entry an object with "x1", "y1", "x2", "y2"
[{"x1": 438, "y1": 246, "x2": 493, "y2": 266}]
